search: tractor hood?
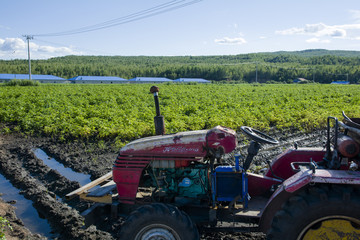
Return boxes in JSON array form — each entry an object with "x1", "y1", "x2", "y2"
[{"x1": 120, "y1": 125, "x2": 237, "y2": 157}]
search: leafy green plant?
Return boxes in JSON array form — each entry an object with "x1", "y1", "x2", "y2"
[
  {"x1": 0, "y1": 84, "x2": 359, "y2": 145},
  {"x1": 3, "y1": 79, "x2": 40, "y2": 86},
  {"x1": 0, "y1": 216, "x2": 12, "y2": 240}
]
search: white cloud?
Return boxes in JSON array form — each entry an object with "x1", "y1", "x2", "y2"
[
  {"x1": 306, "y1": 38, "x2": 330, "y2": 43},
  {"x1": 214, "y1": 37, "x2": 247, "y2": 45},
  {"x1": 350, "y1": 10, "x2": 360, "y2": 23},
  {"x1": 38, "y1": 45, "x2": 75, "y2": 54},
  {"x1": 0, "y1": 37, "x2": 81, "y2": 59},
  {"x1": 0, "y1": 38, "x2": 26, "y2": 51},
  {"x1": 276, "y1": 23, "x2": 351, "y2": 38}
]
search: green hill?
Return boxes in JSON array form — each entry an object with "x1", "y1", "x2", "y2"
[
  {"x1": 266, "y1": 49, "x2": 360, "y2": 58},
  {"x1": 1, "y1": 49, "x2": 360, "y2": 83}
]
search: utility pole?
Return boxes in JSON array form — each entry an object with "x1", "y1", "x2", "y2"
[{"x1": 23, "y1": 35, "x2": 33, "y2": 81}]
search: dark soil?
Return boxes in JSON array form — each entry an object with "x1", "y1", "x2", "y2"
[
  {"x1": 0, "y1": 198, "x2": 45, "y2": 240},
  {"x1": 0, "y1": 128, "x2": 325, "y2": 239}
]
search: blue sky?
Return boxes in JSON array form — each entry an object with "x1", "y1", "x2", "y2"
[{"x1": 1, "y1": 0, "x2": 360, "y2": 59}]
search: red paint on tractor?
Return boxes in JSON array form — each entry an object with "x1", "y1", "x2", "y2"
[
  {"x1": 247, "y1": 173, "x2": 282, "y2": 197},
  {"x1": 113, "y1": 125, "x2": 238, "y2": 203},
  {"x1": 265, "y1": 148, "x2": 325, "y2": 179},
  {"x1": 280, "y1": 169, "x2": 360, "y2": 194},
  {"x1": 283, "y1": 170, "x2": 313, "y2": 193},
  {"x1": 206, "y1": 126, "x2": 237, "y2": 154},
  {"x1": 310, "y1": 169, "x2": 360, "y2": 184}
]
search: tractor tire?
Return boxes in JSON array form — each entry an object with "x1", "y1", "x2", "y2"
[
  {"x1": 267, "y1": 185, "x2": 360, "y2": 240},
  {"x1": 118, "y1": 203, "x2": 199, "y2": 240}
]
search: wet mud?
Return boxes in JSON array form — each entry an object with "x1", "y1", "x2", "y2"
[{"x1": 0, "y1": 129, "x2": 325, "y2": 239}]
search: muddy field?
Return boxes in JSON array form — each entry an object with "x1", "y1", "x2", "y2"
[{"x1": 0, "y1": 128, "x2": 324, "y2": 239}]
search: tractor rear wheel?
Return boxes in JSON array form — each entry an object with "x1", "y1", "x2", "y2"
[
  {"x1": 118, "y1": 203, "x2": 199, "y2": 240},
  {"x1": 267, "y1": 185, "x2": 360, "y2": 240}
]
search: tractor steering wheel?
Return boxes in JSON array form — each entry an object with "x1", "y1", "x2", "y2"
[{"x1": 240, "y1": 126, "x2": 279, "y2": 145}]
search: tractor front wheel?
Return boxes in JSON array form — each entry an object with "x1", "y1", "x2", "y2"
[
  {"x1": 267, "y1": 185, "x2": 360, "y2": 240},
  {"x1": 118, "y1": 203, "x2": 199, "y2": 240}
]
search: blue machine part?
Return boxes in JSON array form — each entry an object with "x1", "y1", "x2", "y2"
[
  {"x1": 235, "y1": 154, "x2": 241, "y2": 171},
  {"x1": 212, "y1": 160, "x2": 249, "y2": 208},
  {"x1": 178, "y1": 177, "x2": 191, "y2": 187}
]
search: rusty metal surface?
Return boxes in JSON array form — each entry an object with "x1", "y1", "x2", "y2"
[
  {"x1": 311, "y1": 169, "x2": 360, "y2": 184},
  {"x1": 120, "y1": 129, "x2": 208, "y2": 157},
  {"x1": 283, "y1": 169, "x2": 360, "y2": 193},
  {"x1": 119, "y1": 125, "x2": 237, "y2": 157}
]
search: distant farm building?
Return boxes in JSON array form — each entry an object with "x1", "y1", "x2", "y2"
[
  {"x1": 0, "y1": 73, "x2": 67, "y2": 83},
  {"x1": 173, "y1": 78, "x2": 211, "y2": 83},
  {"x1": 68, "y1": 76, "x2": 128, "y2": 84},
  {"x1": 128, "y1": 77, "x2": 172, "y2": 83},
  {"x1": 331, "y1": 81, "x2": 350, "y2": 84},
  {"x1": 293, "y1": 78, "x2": 309, "y2": 84}
]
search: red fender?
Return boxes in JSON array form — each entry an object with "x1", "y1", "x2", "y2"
[
  {"x1": 265, "y1": 148, "x2": 325, "y2": 180},
  {"x1": 259, "y1": 169, "x2": 360, "y2": 233}
]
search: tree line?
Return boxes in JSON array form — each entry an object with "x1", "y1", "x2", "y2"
[{"x1": 1, "y1": 49, "x2": 360, "y2": 83}]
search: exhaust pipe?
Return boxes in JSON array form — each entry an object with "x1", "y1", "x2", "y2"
[{"x1": 150, "y1": 86, "x2": 165, "y2": 135}]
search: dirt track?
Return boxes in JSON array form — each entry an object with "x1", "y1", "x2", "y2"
[{"x1": 0, "y1": 129, "x2": 324, "y2": 239}]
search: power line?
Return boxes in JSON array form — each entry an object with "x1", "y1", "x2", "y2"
[
  {"x1": 21, "y1": 1, "x2": 203, "y2": 71},
  {"x1": 33, "y1": 0, "x2": 202, "y2": 37},
  {"x1": 34, "y1": 38, "x2": 115, "y2": 56}
]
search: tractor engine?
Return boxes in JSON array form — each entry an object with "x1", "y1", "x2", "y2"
[
  {"x1": 142, "y1": 162, "x2": 210, "y2": 203},
  {"x1": 324, "y1": 114, "x2": 360, "y2": 170},
  {"x1": 113, "y1": 125, "x2": 237, "y2": 203}
]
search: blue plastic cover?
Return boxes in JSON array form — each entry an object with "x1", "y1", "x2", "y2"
[
  {"x1": 0, "y1": 74, "x2": 65, "y2": 80},
  {"x1": 173, "y1": 78, "x2": 210, "y2": 83},
  {"x1": 68, "y1": 76, "x2": 127, "y2": 81},
  {"x1": 128, "y1": 77, "x2": 172, "y2": 82}
]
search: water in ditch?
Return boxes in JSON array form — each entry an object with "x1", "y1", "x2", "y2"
[
  {"x1": 33, "y1": 148, "x2": 92, "y2": 186},
  {"x1": 0, "y1": 173, "x2": 53, "y2": 238}
]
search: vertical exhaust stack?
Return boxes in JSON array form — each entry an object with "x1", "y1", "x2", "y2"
[{"x1": 150, "y1": 86, "x2": 165, "y2": 135}]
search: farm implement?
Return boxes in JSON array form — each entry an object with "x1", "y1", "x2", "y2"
[{"x1": 67, "y1": 86, "x2": 360, "y2": 240}]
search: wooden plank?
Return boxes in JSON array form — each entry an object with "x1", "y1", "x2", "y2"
[
  {"x1": 79, "y1": 193, "x2": 113, "y2": 204},
  {"x1": 65, "y1": 171, "x2": 112, "y2": 200},
  {"x1": 86, "y1": 181, "x2": 117, "y2": 197}
]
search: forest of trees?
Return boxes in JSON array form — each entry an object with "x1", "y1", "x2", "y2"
[{"x1": 1, "y1": 49, "x2": 360, "y2": 84}]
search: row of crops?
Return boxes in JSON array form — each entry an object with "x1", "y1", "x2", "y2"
[{"x1": 0, "y1": 84, "x2": 359, "y2": 146}]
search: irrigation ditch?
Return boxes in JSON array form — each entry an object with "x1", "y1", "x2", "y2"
[{"x1": 0, "y1": 128, "x2": 325, "y2": 239}]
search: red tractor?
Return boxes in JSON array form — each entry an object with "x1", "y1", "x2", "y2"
[{"x1": 67, "y1": 87, "x2": 360, "y2": 239}]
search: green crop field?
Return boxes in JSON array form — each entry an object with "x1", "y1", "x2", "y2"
[{"x1": 0, "y1": 83, "x2": 359, "y2": 146}]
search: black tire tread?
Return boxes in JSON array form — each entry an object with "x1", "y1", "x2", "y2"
[
  {"x1": 267, "y1": 184, "x2": 360, "y2": 240},
  {"x1": 118, "y1": 203, "x2": 199, "y2": 240}
]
